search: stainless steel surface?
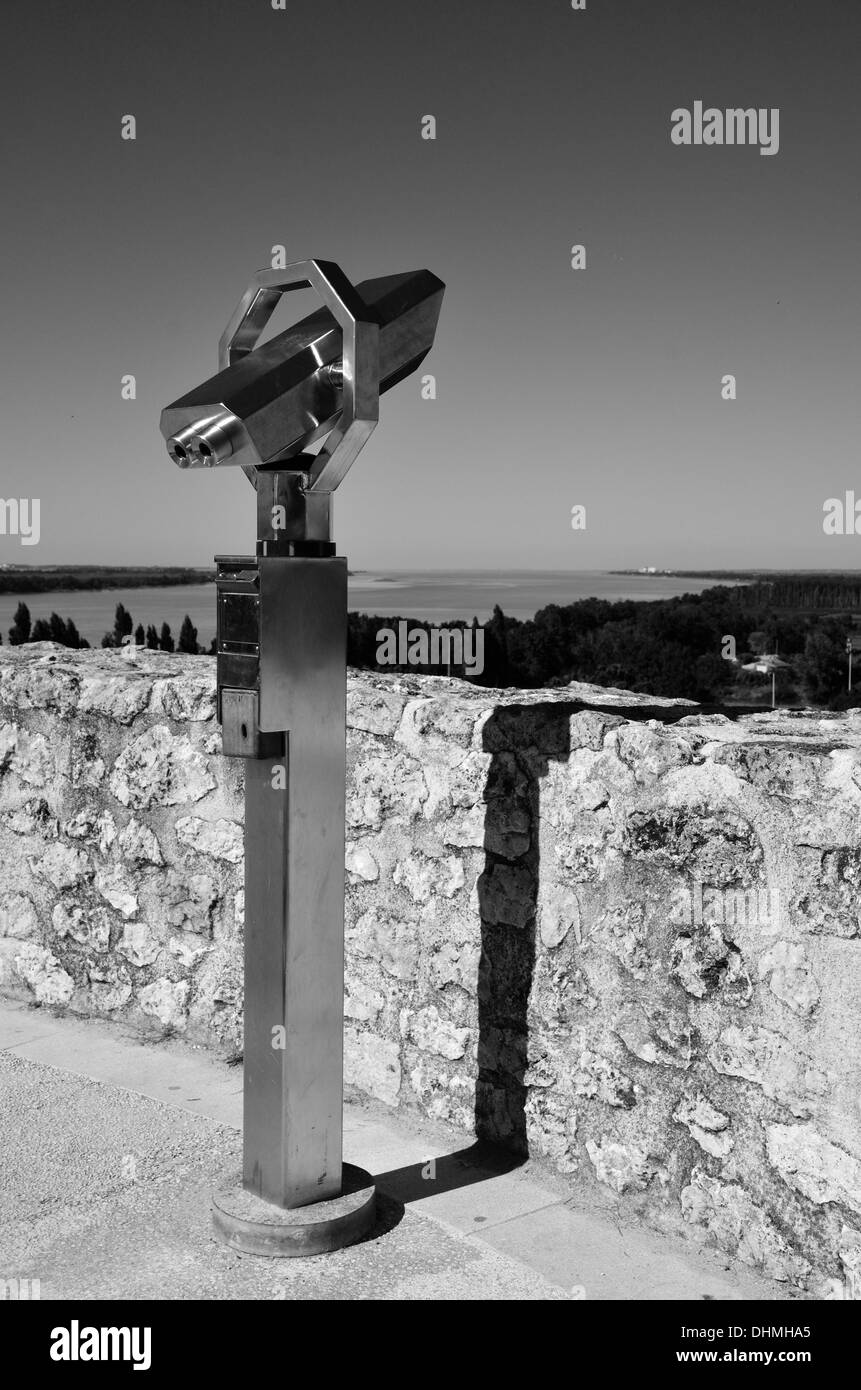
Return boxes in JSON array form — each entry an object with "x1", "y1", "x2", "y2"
[
  {"x1": 244, "y1": 558, "x2": 347, "y2": 1207},
  {"x1": 215, "y1": 557, "x2": 260, "y2": 724},
  {"x1": 256, "y1": 468, "x2": 333, "y2": 550},
  {"x1": 167, "y1": 411, "x2": 250, "y2": 469},
  {"x1": 160, "y1": 263, "x2": 444, "y2": 494},
  {"x1": 221, "y1": 689, "x2": 264, "y2": 759},
  {"x1": 220, "y1": 260, "x2": 380, "y2": 494},
  {"x1": 257, "y1": 555, "x2": 346, "y2": 732},
  {"x1": 212, "y1": 1164, "x2": 376, "y2": 1257}
]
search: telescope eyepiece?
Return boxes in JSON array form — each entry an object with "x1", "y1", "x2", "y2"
[
  {"x1": 167, "y1": 425, "x2": 197, "y2": 467},
  {"x1": 166, "y1": 411, "x2": 245, "y2": 469}
]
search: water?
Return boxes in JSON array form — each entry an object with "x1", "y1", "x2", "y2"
[
  {"x1": 0, "y1": 571, "x2": 731, "y2": 648},
  {"x1": 347, "y1": 571, "x2": 727, "y2": 624}
]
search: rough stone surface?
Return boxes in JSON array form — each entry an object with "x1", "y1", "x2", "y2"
[
  {"x1": 1, "y1": 645, "x2": 861, "y2": 1291},
  {"x1": 13, "y1": 943, "x2": 74, "y2": 1004},
  {"x1": 757, "y1": 940, "x2": 820, "y2": 1016},
  {"x1": 109, "y1": 725, "x2": 215, "y2": 809},
  {"x1": 344, "y1": 1028, "x2": 401, "y2": 1105},
  {"x1": 139, "y1": 978, "x2": 190, "y2": 1030},
  {"x1": 409, "y1": 1005, "x2": 471, "y2": 1060},
  {"x1": 766, "y1": 1124, "x2": 861, "y2": 1216},
  {"x1": 681, "y1": 1168, "x2": 810, "y2": 1284},
  {"x1": 586, "y1": 1137, "x2": 657, "y2": 1194},
  {"x1": 673, "y1": 1094, "x2": 734, "y2": 1159},
  {"x1": 0, "y1": 894, "x2": 38, "y2": 939}
]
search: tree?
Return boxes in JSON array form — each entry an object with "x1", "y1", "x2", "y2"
[
  {"x1": 145, "y1": 624, "x2": 159, "y2": 650},
  {"x1": 8, "y1": 602, "x2": 31, "y2": 645},
  {"x1": 477, "y1": 605, "x2": 511, "y2": 686},
  {"x1": 112, "y1": 603, "x2": 133, "y2": 647},
  {"x1": 693, "y1": 651, "x2": 734, "y2": 702},
  {"x1": 134, "y1": 623, "x2": 145, "y2": 647},
  {"x1": 31, "y1": 618, "x2": 51, "y2": 641},
  {"x1": 159, "y1": 622, "x2": 175, "y2": 653},
  {"x1": 178, "y1": 614, "x2": 199, "y2": 654},
  {"x1": 49, "y1": 612, "x2": 69, "y2": 645},
  {"x1": 802, "y1": 623, "x2": 847, "y2": 704},
  {"x1": 43, "y1": 614, "x2": 83, "y2": 649}
]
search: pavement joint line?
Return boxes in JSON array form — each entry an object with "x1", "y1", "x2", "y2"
[
  {"x1": 1, "y1": 1034, "x2": 56, "y2": 1052},
  {"x1": 454, "y1": 1196, "x2": 568, "y2": 1237}
]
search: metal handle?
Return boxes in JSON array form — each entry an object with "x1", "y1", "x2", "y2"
[{"x1": 218, "y1": 259, "x2": 380, "y2": 493}]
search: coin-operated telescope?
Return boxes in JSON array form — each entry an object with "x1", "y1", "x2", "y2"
[{"x1": 160, "y1": 260, "x2": 443, "y2": 1256}]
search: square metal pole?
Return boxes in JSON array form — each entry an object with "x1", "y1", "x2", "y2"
[{"x1": 242, "y1": 557, "x2": 347, "y2": 1209}]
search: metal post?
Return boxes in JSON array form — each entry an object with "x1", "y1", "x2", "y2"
[
  {"x1": 243, "y1": 559, "x2": 347, "y2": 1206},
  {"x1": 160, "y1": 260, "x2": 443, "y2": 1255}
]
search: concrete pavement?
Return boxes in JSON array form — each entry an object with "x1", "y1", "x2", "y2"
[{"x1": 0, "y1": 1000, "x2": 802, "y2": 1301}]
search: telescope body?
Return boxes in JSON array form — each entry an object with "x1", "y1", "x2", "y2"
[{"x1": 160, "y1": 269, "x2": 443, "y2": 481}]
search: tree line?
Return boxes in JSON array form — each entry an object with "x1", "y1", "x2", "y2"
[
  {"x1": 0, "y1": 566, "x2": 213, "y2": 595},
  {"x1": 348, "y1": 584, "x2": 861, "y2": 709},
  {"x1": 8, "y1": 582, "x2": 861, "y2": 709},
  {"x1": 734, "y1": 577, "x2": 861, "y2": 610},
  {"x1": 5, "y1": 602, "x2": 207, "y2": 654}
]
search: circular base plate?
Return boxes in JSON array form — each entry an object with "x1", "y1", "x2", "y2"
[{"x1": 212, "y1": 1164, "x2": 376, "y2": 1258}]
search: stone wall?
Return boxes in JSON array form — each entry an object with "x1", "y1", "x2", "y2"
[{"x1": 1, "y1": 643, "x2": 860, "y2": 1294}]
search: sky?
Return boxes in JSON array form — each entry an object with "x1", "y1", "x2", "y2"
[{"x1": 2, "y1": 0, "x2": 860, "y2": 569}]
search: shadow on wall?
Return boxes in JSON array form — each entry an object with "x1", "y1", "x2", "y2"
[{"x1": 474, "y1": 698, "x2": 755, "y2": 1155}]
